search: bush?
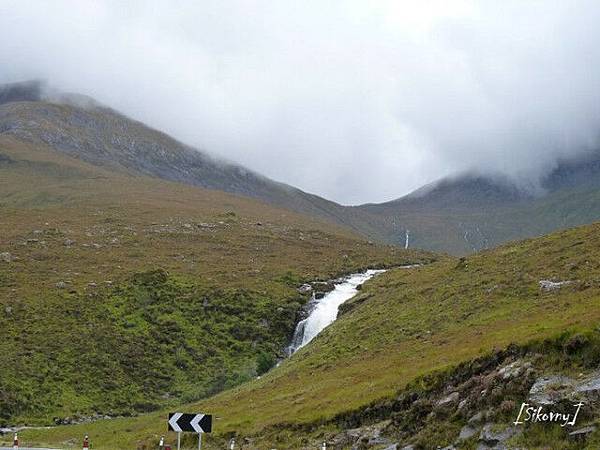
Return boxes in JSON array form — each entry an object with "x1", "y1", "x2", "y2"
[{"x1": 256, "y1": 351, "x2": 276, "y2": 375}]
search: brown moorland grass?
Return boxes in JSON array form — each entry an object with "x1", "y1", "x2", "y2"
[
  {"x1": 19, "y1": 219, "x2": 600, "y2": 448},
  {"x1": 0, "y1": 136, "x2": 434, "y2": 431}
]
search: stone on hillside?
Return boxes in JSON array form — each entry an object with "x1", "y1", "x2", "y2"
[
  {"x1": 468, "y1": 412, "x2": 485, "y2": 424},
  {"x1": 575, "y1": 371, "x2": 600, "y2": 401},
  {"x1": 528, "y1": 375, "x2": 576, "y2": 405},
  {"x1": 569, "y1": 425, "x2": 596, "y2": 439},
  {"x1": 479, "y1": 423, "x2": 520, "y2": 447},
  {"x1": 63, "y1": 238, "x2": 76, "y2": 246},
  {"x1": 56, "y1": 281, "x2": 67, "y2": 289},
  {"x1": 0, "y1": 252, "x2": 12, "y2": 262},
  {"x1": 437, "y1": 391, "x2": 460, "y2": 406},
  {"x1": 498, "y1": 360, "x2": 530, "y2": 380},
  {"x1": 459, "y1": 424, "x2": 478, "y2": 440},
  {"x1": 298, "y1": 283, "x2": 312, "y2": 294},
  {"x1": 539, "y1": 279, "x2": 572, "y2": 291}
]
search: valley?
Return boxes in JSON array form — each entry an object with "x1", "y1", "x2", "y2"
[
  {"x1": 1, "y1": 83, "x2": 599, "y2": 449},
  {"x1": 4, "y1": 82, "x2": 600, "y2": 256},
  {"x1": 0, "y1": 134, "x2": 432, "y2": 429},
  {"x1": 11, "y1": 221, "x2": 600, "y2": 448}
]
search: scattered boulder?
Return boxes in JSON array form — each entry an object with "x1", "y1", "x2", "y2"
[
  {"x1": 478, "y1": 423, "x2": 520, "y2": 448},
  {"x1": 436, "y1": 391, "x2": 460, "y2": 407},
  {"x1": 575, "y1": 370, "x2": 600, "y2": 402},
  {"x1": 528, "y1": 375, "x2": 576, "y2": 405},
  {"x1": 539, "y1": 279, "x2": 572, "y2": 291},
  {"x1": 569, "y1": 425, "x2": 596, "y2": 440},
  {"x1": 329, "y1": 422, "x2": 391, "y2": 449},
  {"x1": 63, "y1": 238, "x2": 76, "y2": 247},
  {"x1": 458, "y1": 424, "x2": 478, "y2": 441},
  {"x1": 298, "y1": 283, "x2": 313, "y2": 294},
  {"x1": 56, "y1": 281, "x2": 68, "y2": 289},
  {"x1": 498, "y1": 360, "x2": 530, "y2": 380},
  {"x1": 0, "y1": 252, "x2": 12, "y2": 262},
  {"x1": 468, "y1": 412, "x2": 485, "y2": 425}
]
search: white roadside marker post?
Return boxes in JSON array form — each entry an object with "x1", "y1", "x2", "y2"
[
  {"x1": 159, "y1": 435, "x2": 164, "y2": 449},
  {"x1": 322, "y1": 442, "x2": 326, "y2": 450},
  {"x1": 229, "y1": 438, "x2": 235, "y2": 449},
  {"x1": 198, "y1": 432, "x2": 202, "y2": 450},
  {"x1": 12, "y1": 432, "x2": 18, "y2": 450},
  {"x1": 83, "y1": 434, "x2": 89, "y2": 450},
  {"x1": 177, "y1": 432, "x2": 181, "y2": 450}
]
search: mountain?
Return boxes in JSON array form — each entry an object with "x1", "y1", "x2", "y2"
[
  {"x1": 0, "y1": 96, "x2": 432, "y2": 425},
  {"x1": 22, "y1": 220, "x2": 600, "y2": 449},
  {"x1": 357, "y1": 157, "x2": 600, "y2": 254},
  {"x1": 3, "y1": 80, "x2": 600, "y2": 257},
  {"x1": 0, "y1": 81, "x2": 366, "y2": 231}
]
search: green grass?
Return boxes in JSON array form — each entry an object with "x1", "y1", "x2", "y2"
[
  {"x1": 0, "y1": 136, "x2": 433, "y2": 431},
  {"x1": 18, "y1": 220, "x2": 600, "y2": 448}
]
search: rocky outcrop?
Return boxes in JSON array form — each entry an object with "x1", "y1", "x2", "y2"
[{"x1": 312, "y1": 336, "x2": 600, "y2": 449}]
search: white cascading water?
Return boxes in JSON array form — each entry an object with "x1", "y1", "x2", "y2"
[{"x1": 287, "y1": 269, "x2": 386, "y2": 355}]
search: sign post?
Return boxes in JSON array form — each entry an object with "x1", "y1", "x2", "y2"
[{"x1": 168, "y1": 412, "x2": 212, "y2": 450}]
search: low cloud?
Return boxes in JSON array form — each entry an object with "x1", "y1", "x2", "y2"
[{"x1": 1, "y1": 1, "x2": 600, "y2": 204}]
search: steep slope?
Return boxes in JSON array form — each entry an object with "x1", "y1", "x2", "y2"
[
  {"x1": 0, "y1": 134, "x2": 432, "y2": 426},
  {"x1": 23, "y1": 221, "x2": 600, "y2": 448},
  {"x1": 4, "y1": 81, "x2": 600, "y2": 256},
  {"x1": 356, "y1": 162, "x2": 600, "y2": 254},
  {"x1": 0, "y1": 81, "x2": 364, "y2": 231}
]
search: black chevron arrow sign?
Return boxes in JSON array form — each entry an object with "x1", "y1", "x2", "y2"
[{"x1": 168, "y1": 412, "x2": 213, "y2": 433}]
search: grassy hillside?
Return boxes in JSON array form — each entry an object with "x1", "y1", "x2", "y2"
[
  {"x1": 0, "y1": 135, "x2": 431, "y2": 427},
  {"x1": 4, "y1": 83, "x2": 600, "y2": 256},
  {"x1": 356, "y1": 171, "x2": 600, "y2": 254},
  {"x1": 20, "y1": 220, "x2": 600, "y2": 448}
]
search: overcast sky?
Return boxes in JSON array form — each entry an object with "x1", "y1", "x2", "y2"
[{"x1": 2, "y1": 1, "x2": 600, "y2": 204}]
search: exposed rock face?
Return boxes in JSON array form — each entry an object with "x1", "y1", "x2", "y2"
[
  {"x1": 310, "y1": 342, "x2": 600, "y2": 450},
  {"x1": 527, "y1": 370, "x2": 600, "y2": 405},
  {"x1": 528, "y1": 375, "x2": 576, "y2": 404}
]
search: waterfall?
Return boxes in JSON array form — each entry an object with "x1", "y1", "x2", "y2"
[{"x1": 286, "y1": 269, "x2": 386, "y2": 355}]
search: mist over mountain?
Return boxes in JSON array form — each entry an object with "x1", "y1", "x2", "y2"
[
  {"x1": 3, "y1": 79, "x2": 600, "y2": 255},
  {"x1": 2, "y1": 1, "x2": 600, "y2": 204}
]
